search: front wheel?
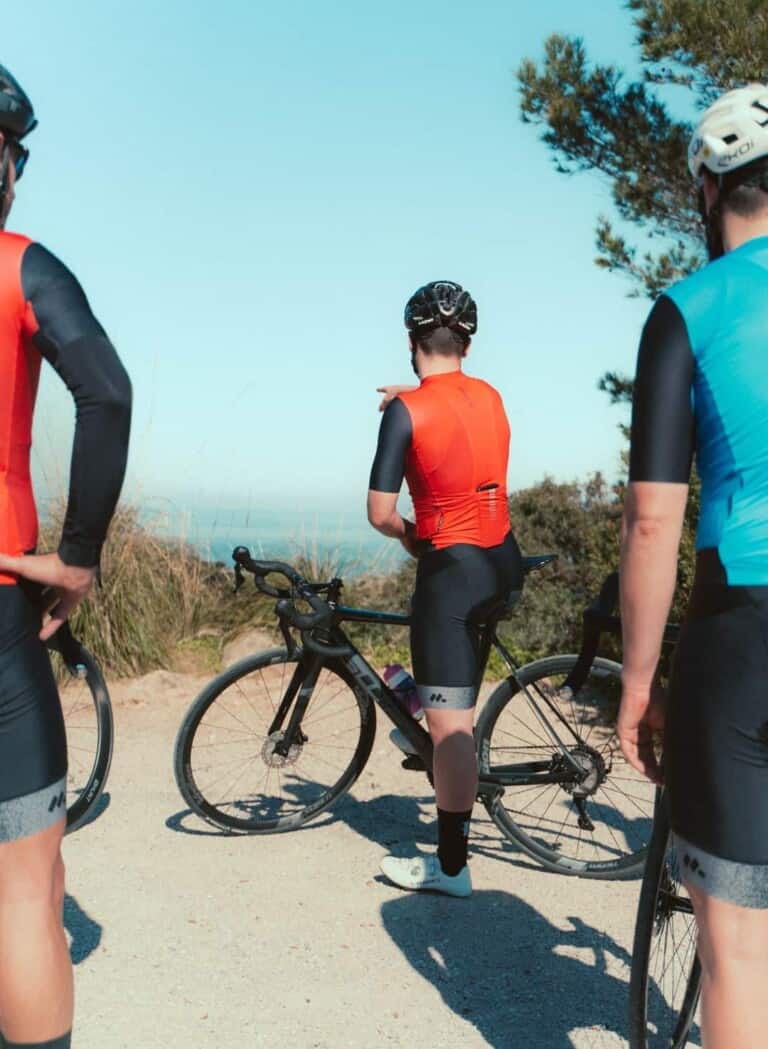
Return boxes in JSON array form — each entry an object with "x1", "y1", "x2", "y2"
[
  {"x1": 628, "y1": 793, "x2": 701, "y2": 1048},
  {"x1": 476, "y1": 654, "x2": 655, "y2": 878},
  {"x1": 174, "y1": 648, "x2": 376, "y2": 834}
]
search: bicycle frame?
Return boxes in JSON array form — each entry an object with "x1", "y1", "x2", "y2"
[{"x1": 266, "y1": 598, "x2": 591, "y2": 800}]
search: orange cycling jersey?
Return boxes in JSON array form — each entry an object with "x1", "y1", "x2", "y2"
[
  {"x1": 0, "y1": 233, "x2": 43, "y2": 571},
  {"x1": 369, "y1": 370, "x2": 511, "y2": 549},
  {"x1": 0, "y1": 230, "x2": 132, "y2": 584}
]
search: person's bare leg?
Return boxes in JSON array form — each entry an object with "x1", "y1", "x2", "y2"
[
  {"x1": 379, "y1": 705, "x2": 477, "y2": 894},
  {"x1": 0, "y1": 818, "x2": 72, "y2": 1044},
  {"x1": 423, "y1": 707, "x2": 477, "y2": 811},
  {"x1": 688, "y1": 882, "x2": 768, "y2": 1048},
  {"x1": 423, "y1": 706, "x2": 476, "y2": 876}
]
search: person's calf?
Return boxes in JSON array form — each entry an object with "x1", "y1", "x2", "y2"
[
  {"x1": 688, "y1": 882, "x2": 768, "y2": 1048},
  {"x1": 0, "y1": 825, "x2": 72, "y2": 1043}
]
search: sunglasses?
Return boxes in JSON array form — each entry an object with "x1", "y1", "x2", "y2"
[{"x1": 7, "y1": 138, "x2": 29, "y2": 181}]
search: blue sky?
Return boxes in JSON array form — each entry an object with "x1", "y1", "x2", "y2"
[{"x1": 5, "y1": 1, "x2": 675, "y2": 527}]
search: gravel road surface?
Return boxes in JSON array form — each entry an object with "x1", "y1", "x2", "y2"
[{"x1": 63, "y1": 670, "x2": 701, "y2": 1049}]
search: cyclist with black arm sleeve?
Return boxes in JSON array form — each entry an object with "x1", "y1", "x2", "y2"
[
  {"x1": 367, "y1": 281, "x2": 522, "y2": 898},
  {"x1": 0, "y1": 63, "x2": 131, "y2": 1049}
]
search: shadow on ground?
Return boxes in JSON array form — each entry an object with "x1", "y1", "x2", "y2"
[
  {"x1": 165, "y1": 781, "x2": 548, "y2": 878},
  {"x1": 69, "y1": 791, "x2": 111, "y2": 835},
  {"x1": 331, "y1": 788, "x2": 550, "y2": 875},
  {"x1": 64, "y1": 894, "x2": 102, "y2": 965},
  {"x1": 381, "y1": 889, "x2": 631, "y2": 1048}
]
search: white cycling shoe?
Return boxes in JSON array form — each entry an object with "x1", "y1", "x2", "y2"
[{"x1": 380, "y1": 854, "x2": 472, "y2": 897}]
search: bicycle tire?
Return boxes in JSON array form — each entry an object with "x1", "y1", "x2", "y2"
[
  {"x1": 476, "y1": 654, "x2": 654, "y2": 878},
  {"x1": 174, "y1": 648, "x2": 376, "y2": 834},
  {"x1": 53, "y1": 645, "x2": 114, "y2": 834},
  {"x1": 628, "y1": 796, "x2": 701, "y2": 1048}
]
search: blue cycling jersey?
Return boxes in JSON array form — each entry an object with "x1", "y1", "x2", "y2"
[{"x1": 629, "y1": 235, "x2": 768, "y2": 585}]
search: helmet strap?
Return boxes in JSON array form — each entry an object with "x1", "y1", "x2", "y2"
[
  {"x1": 698, "y1": 183, "x2": 725, "y2": 262},
  {"x1": 0, "y1": 146, "x2": 10, "y2": 230}
]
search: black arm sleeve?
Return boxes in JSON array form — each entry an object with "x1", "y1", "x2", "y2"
[
  {"x1": 368, "y1": 398, "x2": 412, "y2": 493},
  {"x1": 22, "y1": 243, "x2": 132, "y2": 567},
  {"x1": 629, "y1": 295, "x2": 695, "y2": 483}
]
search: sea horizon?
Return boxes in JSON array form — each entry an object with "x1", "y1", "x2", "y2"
[{"x1": 140, "y1": 501, "x2": 406, "y2": 577}]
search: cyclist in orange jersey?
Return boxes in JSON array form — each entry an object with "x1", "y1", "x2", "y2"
[
  {"x1": 0, "y1": 64, "x2": 131, "y2": 1049},
  {"x1": 368, "y1": 281, "x2": 522, "y2": 896}
]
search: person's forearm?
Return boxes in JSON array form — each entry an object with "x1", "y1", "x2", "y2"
[
  {"x1": 620, "y1": 514, "x2": 681, "y2": 690},
  {"x1": 58, "y1": 343, "x2": 132, "y2": 566},
  {"x1": 371, "y1": 508, "x2": 409, "y2": 540}
]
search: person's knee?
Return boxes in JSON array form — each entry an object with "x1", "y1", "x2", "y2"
[
  {"x1": 0, "y1": 825, "x2": 66, "y2": 909},
  {"x1": 424, "y1": 708, "x2": 474, "y2": 744},
  {"x1": 691, "y1": 887, "x2": 768, "y2": 970}
]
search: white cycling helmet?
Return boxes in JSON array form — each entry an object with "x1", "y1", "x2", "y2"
[{"x1": 689, "y1": 84, "x2": 768, "y2": 180}]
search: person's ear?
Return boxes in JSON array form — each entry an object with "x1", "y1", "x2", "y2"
[
  {"x1": 701, "y1": 171, "x2": 719, "y2": 215},
  {"x1": 462, "y1": 338, "x2": 471, "y2": 359}
]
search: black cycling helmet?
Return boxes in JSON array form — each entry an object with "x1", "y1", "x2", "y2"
[
  {"x1": 404, "y1": 281, "x2": 478, "y2": 337},
  {"x1": 0, "y1": 63, "x2": 37, "y2": 140}
]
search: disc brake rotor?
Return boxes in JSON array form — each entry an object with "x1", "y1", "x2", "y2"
[{"x1": 261, "y1": 731, "x2": 303, "y2": 768}]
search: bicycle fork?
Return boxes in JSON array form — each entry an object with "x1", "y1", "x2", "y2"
[{"x1": 267, "y1": 653, "x2": 324, "y2": 757}]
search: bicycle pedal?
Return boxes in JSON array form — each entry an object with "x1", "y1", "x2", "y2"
[{"x1": 401, "y1": 755, "x2": 427, "y2": 772}]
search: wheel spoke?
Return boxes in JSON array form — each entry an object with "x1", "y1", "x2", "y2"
[
  {"x1": 479, "y1": 657, "x2": 651, "y2": 874},
  {"x1": 182, "y1": 657, "x2": 367, "y2": 832}
]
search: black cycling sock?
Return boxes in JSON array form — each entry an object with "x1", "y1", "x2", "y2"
[
  {"x1": 5, "y1": 1034, "x2": 71, "y2": 1048},
  {"x1": 437, "y1": 808, "x2": 472, "y2": 876}
]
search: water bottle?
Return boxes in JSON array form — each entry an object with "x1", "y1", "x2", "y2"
[{"x1": 383, "y1": 664, "x2": 423, "y2": 720}]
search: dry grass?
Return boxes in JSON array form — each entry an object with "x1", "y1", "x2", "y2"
[
  {"x1": 38, "y1": 504, "x2": 418, "y2": 678},
  {"x1": 40, "y1": 505, "x2": 210, "y2": 676}
]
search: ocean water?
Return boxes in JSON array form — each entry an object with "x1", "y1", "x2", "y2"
[{"x1": 142, "y1": 502, "x2": 406, "y2": 578}]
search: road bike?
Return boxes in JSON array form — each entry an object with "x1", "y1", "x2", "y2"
[
  {"x1": 173, "y1": 549, "x2": 657, "y2": 878},
  {"x1": 48, "y1": 623, "x2": 114, "y2": 833}
]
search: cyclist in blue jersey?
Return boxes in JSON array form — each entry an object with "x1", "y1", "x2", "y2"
[{"x1": 619, "y1": 84, "x2": 768, "y2": 1048}]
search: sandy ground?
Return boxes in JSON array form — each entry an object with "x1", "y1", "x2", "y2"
[{"x1": 61, "y1": 669, "x2": 701, "y2": 1049}]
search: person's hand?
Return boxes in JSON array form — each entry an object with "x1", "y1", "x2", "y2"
[
  {"x1": 400, "y1": 521, "x2": 422, "y2": 559},
  {"x1": 0, "y1": 552, "x2": 97, "y2": 640},
  {"x1": 617, "y1": 679, "x2": 667, "y2": 785},
  {"x1": 376, "y1": 385, "x2": 418, "y2": 411}
]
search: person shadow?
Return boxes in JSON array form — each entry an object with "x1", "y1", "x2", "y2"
[
  {"x1": 380, "y1": 889, "x2": 632, "y2": 1047},
  {"x1": 64, "y1": 893, "x2": 102, "y2": 965}
]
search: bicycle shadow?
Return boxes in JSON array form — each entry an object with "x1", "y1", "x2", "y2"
[
  {"x1": 164, "y1": 804, "x2": 340, "y2": 837},
  {"x1": 164, "y1": 769, "x2": 562, "y2": 877},
  {"x1": 381, "y1": 889, "x2": 631, "y2": 1047},
  {"x1": 330, "y1": 788, "x2": 580, "y2": 875},
  {"x1": 64, "y1": 893, "x2": 102, "y2": 965}
]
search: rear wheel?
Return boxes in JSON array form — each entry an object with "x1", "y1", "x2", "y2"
[
  {"x1": 174, "y1": 649, "x2": 376, "y2": 833},
  {"x1": 50, "y1": 646, "x2": 113, "y2": 834},
  {"x1": 629, "y1": 795, "x2": 701, "y2": 1048},
  {"x1": 476, "y1": 654, "x2": 655, "y2": 878}
]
